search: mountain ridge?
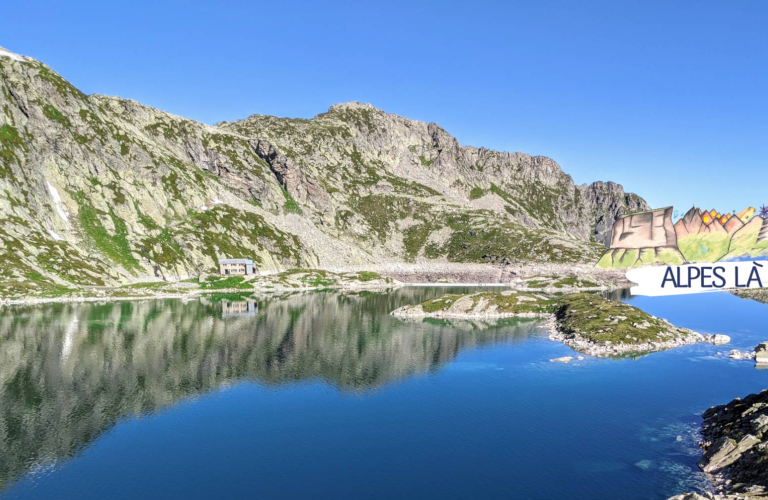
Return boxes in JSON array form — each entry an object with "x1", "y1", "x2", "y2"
[{"x1": 0, "y1": 46, "x2": 648, "y2": 297}]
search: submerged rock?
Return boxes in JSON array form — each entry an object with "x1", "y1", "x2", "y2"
[{"x1": 550, "y1": 356, "x2": 573, "y2": 364}]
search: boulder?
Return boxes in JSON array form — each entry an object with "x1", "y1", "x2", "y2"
[
  {"x1": 756, "y1": 342, "x2": 768, "y2": 365},
  {"x1": 712, "y1": 334, "x2": 731, "y2": 345},
  {"x1": 666, "y1": 494, "x2": 713, "y2": 500},
  {"x1": 750, "y1": 414, "x2": 768, "y2": 433},
  {"x1": 697, "y1": 434, "x2": 761, "y2": 473}
]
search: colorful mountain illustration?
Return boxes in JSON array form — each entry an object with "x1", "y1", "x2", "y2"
[
  {"x1": 724, "y1": 215, "x2": 768, "y2": 260},
  {"x1": 737, "y1": 207, "x2": 757, "y2": 223},
  {"x1": 596, "y1": 205, "x2": 764, "y2": 268},
  {"x1": 673, "y1": 207, "x2": 737, "y2": 262}
]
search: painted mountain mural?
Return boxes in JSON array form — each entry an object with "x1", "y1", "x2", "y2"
[{"x1": 597, "y1": 205, "x2": 767, "y2": 268}]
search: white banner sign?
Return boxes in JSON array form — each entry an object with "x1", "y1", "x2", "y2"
[{"x1": 627, "y1": 261, "x2": 766, "y2": 296}]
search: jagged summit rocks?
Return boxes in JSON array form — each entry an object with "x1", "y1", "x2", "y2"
[{"x1": 0, "y1": 49, "x2": 647, "y2": 296}]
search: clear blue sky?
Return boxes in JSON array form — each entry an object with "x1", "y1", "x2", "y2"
[{"x1": 2, "y1": 0, "x2": 766, "y2": 214}]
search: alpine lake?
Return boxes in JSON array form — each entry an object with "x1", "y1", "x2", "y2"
[{"x1": 0, "y1": 287, "x2": 766, "y2": 499}]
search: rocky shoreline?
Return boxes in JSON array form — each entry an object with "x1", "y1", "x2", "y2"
[
  {"x1": 0, "y1": 265, "x2": 625, "y2": 307},
  {"x1": 546, "y1": 324, "x2": 707, "y2": 357},
  {"x1": 0, "y1": 270, "x2": 402, "y2": 307},
  {"x1": 668, "y1": 390, "x2": 768, "y2": 500},
  {"x1": 364, "y1": 262, "x2": 628, "y2": 288},
  {"x1": 392, "y1": 291, "x2": 722, "y2": 358}
]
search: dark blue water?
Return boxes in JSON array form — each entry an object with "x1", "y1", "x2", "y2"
[{"x1": 0, "y1": 288, "x2": 766, "y2": 499}]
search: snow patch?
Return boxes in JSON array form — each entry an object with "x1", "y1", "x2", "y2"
[
  {"x1": 46, "y1": 181, "x2": 69, "y2": 223},
  {"x1": 200, "y1": 205, "x2": 208, "y2": 211},
  {"x1": 47, "y1": 229, "x2": 65, "y2": 241},
  {"x1": 0, "y1": 48, "x2": 26, "y2": 62},
  {"x1": 212, "y1": 198, "x2": 224, "y2": 204}
]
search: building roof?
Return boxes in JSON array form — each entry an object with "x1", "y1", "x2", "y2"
[{"x1": 218, "y1": 259, "x2": 254, "y2": 264}]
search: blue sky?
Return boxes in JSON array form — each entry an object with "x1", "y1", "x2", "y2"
[{"x1": 1, "y1": 0, "x2": 766, "y2": 213}]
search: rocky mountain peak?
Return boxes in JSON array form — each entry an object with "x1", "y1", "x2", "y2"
[
  {"x1": 326, "y1": 101, "x2": 379, "y2": 114},
  {"x1": 0, "y1": 48, "x2": 650, "y2": 296}
]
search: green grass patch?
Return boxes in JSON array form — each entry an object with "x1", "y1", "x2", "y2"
[
  {"x1": 469, "y1": 187, "x2": 485, "y2": 200},
  {"x1": 76, "y1": 195, "x2": 141, "y2": 273},
  {"x1": 554, "y1": 293, "x2": 675, "y2": 345},
  {"x1": 199, "y1": 276, "x2": 252, "y2": 290},
  {"x1": 204, "y1": 292, "x2": 256, "y2": 302},
  {"x1": 280, "y1": 185, "x2": 303, "y2": 215},
  {"x1": 43, "y1": 104, "x2": 70, "y2": 126},
  {"x1": 421, "y1": 294, "x2": 463, "y2": 313}
]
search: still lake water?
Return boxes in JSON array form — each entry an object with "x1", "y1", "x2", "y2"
[{"x1": 0, "y1": 287, "x2": 766, "y2": 499}]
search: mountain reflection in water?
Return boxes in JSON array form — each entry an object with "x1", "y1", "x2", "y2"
[{"x1": 0, "y1": 287, "x2": 539, "y2": 489}]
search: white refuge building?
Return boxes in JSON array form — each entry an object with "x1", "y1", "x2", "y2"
[{"x1": 218, "y1": 258, "x2": 256, "y2": 276}]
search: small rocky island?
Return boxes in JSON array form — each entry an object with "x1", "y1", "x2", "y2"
[
  {"x1": 668, "y1": 390, "x2": 768, "y2": 500},
  {"x1": 550, "y1": 293, "x2": 708, "y2": 357},
  {"x1": 392, "y1": 292, "x2": 716, "y2": 357},
  {"x1": 390, "y1": 291, "x2": 554, "y2": 319}
]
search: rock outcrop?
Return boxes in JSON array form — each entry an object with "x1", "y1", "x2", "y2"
[{"x1": 687, "y1": 390, "x2": 768, "y2": 499}]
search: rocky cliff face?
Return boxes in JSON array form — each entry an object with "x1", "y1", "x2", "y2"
[{"x1": 0, "y1": 47, "x2": 648, "y2": 296}]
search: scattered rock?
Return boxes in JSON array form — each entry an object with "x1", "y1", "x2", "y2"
[{"x1": 729, "y1": 350, "x2": 756, "y2": 361}]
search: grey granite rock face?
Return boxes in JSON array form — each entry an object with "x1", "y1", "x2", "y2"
[
  {"x1": 0, "y1": 48, "x2": 648, "y2": 294},
  {"x1": 695, "y1": 390, "x2": 768, "y2": 497}
]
